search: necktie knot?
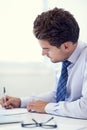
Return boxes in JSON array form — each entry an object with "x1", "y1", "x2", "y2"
[{"x1": 62, "y1": 60, "x2": 71, "y2": 68}]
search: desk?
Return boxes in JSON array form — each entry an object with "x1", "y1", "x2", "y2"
[{"x1": 0, "y1": 112, "x2": 87, "y2": 130}]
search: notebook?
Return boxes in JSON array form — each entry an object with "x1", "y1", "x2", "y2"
[
  {"x1": 0, "y1": 108, "x2": 28, "y2": 116},
  {"x1": 0, "y1": 115, "x2": 22, "y2": 124}
]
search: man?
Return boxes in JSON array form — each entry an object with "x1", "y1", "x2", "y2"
[{"x1": 0, "y1": 7, "x2": 87, "y2": 119}]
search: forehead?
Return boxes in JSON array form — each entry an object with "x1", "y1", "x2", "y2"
[{"x1": 38, "y1": 40, "x2": 53, "y2": 48}]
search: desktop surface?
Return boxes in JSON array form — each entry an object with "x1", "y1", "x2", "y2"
[{"x1": 0, "y1": 109, "x2": 87, "y2": 130}]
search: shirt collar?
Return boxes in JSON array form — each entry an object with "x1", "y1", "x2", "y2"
[{"x1": 68, "y1": 41, "x2": 85, "y2": 64}]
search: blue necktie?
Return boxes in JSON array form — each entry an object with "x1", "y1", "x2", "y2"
[{"x1": 56, "y1": 60, "x2": 71, "y2": 102}]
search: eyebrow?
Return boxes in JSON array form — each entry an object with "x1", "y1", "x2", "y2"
[{"x1": 42, "y1": 48, "x2": 49, "y2": 50}]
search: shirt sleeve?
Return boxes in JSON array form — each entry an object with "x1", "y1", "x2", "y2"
[
  {"x1": 20, "y1": 90, "x2": 57, "y2": 108},
  {"x1": 45, "y1": 98, "x2": 87, "y2": 119},
  {"x1": 20, "y1": 96, "x2": 33, "y2": 108}
]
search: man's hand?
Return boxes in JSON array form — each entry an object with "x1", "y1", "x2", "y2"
[
  {"x1": 27, "y1": 100, "x2": 48, "y2": 113},
  {"x1": 0, "y1": 96, "x2": 21, "y2": 109}
]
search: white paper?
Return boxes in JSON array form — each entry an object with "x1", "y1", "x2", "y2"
[
  {"x1": 0, "y1": 108, "x2": 28, "y2": 116},
  {"x1": 0, "y1": 116, "x2": 22, "y2": 124}
]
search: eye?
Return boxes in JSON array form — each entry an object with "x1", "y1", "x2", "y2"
[{"x1": 45, "y1": 48, "x2": 49, "y2": 51}]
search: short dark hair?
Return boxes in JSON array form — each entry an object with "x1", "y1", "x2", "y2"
[{"x1": 33, "y1": 7, "x2": 80, "y2": 48}]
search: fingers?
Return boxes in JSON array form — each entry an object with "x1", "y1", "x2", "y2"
[
  {"x1": 0, "y1": 98, "x2": 11, "y2": 108},
  {"x1": 27, "y1": 102, "x2": 34, "y2": 112},
  {"x1": 0, "y1": 96, "x2": 21, "y2": 109},
  {"x1": 4, "y1": 104, "x2": 14, "y2": 109},
  {"x1": 0, "y1": 98, "x2": 5, "y2": 107},
  {"x1": 27, "y1": 100, "x2": 48, "y2": 113},
  {"x1": 3, "y1": 100, "x2": 13, "y2": 109}
]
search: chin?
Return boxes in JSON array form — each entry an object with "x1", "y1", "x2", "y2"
[
  {"x1": 51, "y1": 59, "x2": 57, "y2": 63},
  {"x1": 52, "y1": 61, "x2": 58, "y2": 63},
  {"x1": 50, "y1": 58, "x2": 60, "y2": 63}
]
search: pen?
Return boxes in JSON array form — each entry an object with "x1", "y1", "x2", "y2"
[{"x1": 3, "y1": 86, "x2": 6, "y2": 103}]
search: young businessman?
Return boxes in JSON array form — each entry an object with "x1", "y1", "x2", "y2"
[{"x1": 0, "y1": 7, "x2": 87, "y2": 119}]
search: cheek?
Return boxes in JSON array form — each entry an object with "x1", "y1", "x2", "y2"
[
  {"x1": 48, "y1": 52, "x2": 56, "y2": 59},
  {"x1": 51, "y1": 51, "x2": 62, "y2": 59},
  {"x1": 51, "y1": 51, "x2": 58, "y2": 56},
  {"x1": 49, "y1": 49, "x2": 61, "y2": 58}
]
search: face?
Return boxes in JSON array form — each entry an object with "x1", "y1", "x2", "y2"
[{"x1": 38, "y1": 40, "x2": 73, "y2": 63}]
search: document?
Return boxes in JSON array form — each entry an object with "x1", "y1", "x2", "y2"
[
  {"x1": 0, "y1": 108, "x2": 28, "y2": 124},
  {"x1": 0, "y1": 108, "x2": 28, "y2": 116},
  {"x1": 0, "y1": 116, "x2": 22, "y2": 124}
]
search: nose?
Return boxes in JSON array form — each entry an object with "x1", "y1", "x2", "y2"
[{"x1": 42, "y1": 50, "x2": 47, "y2": 56}]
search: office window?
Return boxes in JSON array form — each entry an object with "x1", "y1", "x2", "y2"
[{"x1": 0, "y1": 0, "x2": 47, "y2": 63}]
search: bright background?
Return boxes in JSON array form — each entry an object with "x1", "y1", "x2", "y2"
[
  {"x1": 0, "y1": 0, "x2": 87, "y2": 97},
  {"x1": 0, "y1": 0, "x2": 87, "y2": 63}
]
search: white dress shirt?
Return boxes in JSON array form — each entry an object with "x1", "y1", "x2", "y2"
[{"x1": 21, "y1": 41, "x2": 87, "y2": 119}]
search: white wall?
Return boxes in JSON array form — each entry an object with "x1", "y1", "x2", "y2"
[
  {"x1": 0, "y1": 62, "x2": 55, "y2": 98},
  {"x1": 0, "y1": 0, "x2": 55, "y2": 98},
  {"x1": 0, "y1": 0, "x2": 44, "y2": 62}
]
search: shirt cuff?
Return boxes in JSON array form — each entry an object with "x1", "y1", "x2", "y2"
[
  {"x1": 20, "y1": 97, "x2": 33, "y2": 108},
  {"x1": 45, "y1": 102, "x2": 59, "y2": 114}
]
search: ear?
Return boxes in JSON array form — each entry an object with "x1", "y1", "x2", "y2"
[
  {"x1": 62, "y1": 42, "x2": 71, "y2": 52},
  {"x1": 64, "y1": 42, "x2": 70, "y2": 49}
]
